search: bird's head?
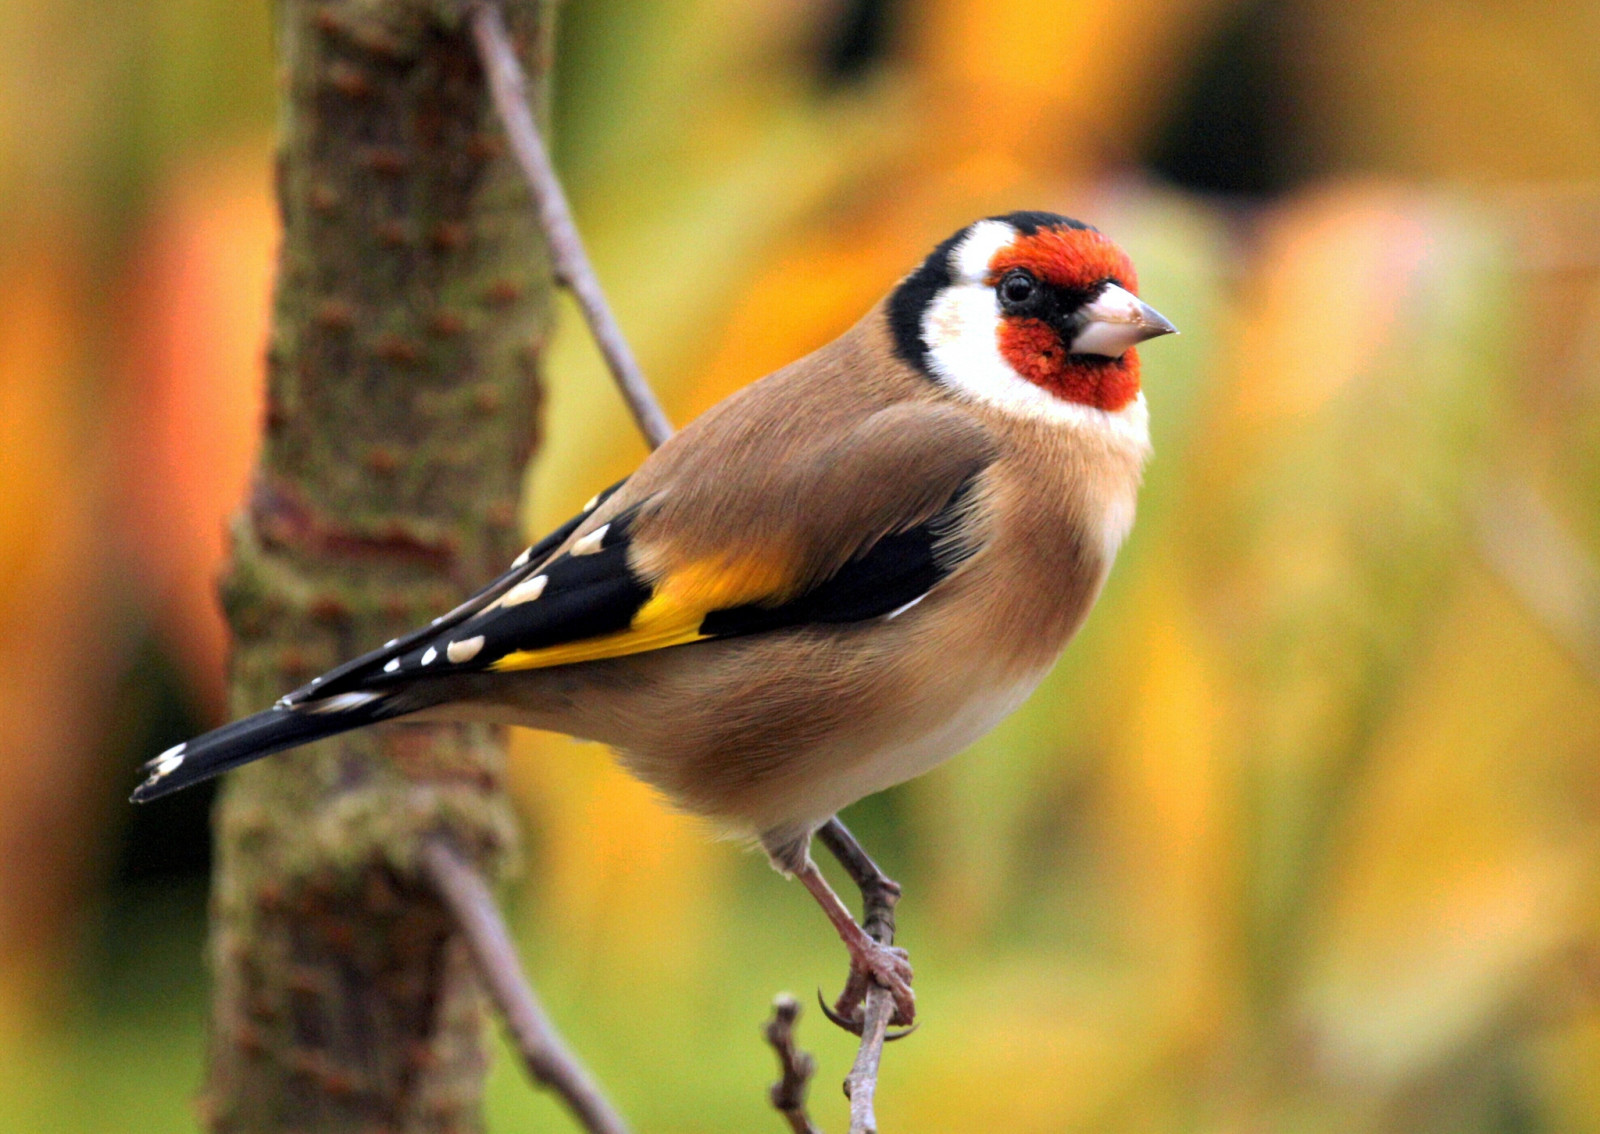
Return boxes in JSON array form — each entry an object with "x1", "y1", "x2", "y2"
[{"x1": 888, "y1": 212, "x2": 1176, "y2": 417}]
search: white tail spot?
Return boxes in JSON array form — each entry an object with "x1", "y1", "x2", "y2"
[
  {"x1": 447, "y1": 636, "x2": 485, "y2": 663},
  {"x1": 512, "y1": 545, "x2": 533, "y2": 567},
  {"x1": 421, "y1": 647, "x2": 438, "y2": 665},
  {"x1": 383, "y1": 658, "x2": 401, "y2": 673},
  {"x1": 149, "y1": 743, "x2": 186, "y2": 779}
]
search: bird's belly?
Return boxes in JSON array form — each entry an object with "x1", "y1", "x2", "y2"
[
  {"x1": 496, "y1": 623, "x2": 1060, "y2": 839},
  {"x1": 777, "y1": 663, "x2": 1051, "y2": 831}
]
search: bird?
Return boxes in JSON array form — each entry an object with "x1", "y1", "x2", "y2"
[{"x1": 133, "y1": 210, "x2": 1175, "y2": 1031}]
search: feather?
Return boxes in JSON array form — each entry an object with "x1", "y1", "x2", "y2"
[{"x1": 130, "y1": 693, "x2": 406, "y2": 802}]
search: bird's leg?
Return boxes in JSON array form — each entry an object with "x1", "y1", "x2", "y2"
[
  {"x1": 800, "y1": 817, "x2": 914, "y2": 1032},
  {"x1": 790, "y1": 855, "x2": 914, "y2": 1032}
]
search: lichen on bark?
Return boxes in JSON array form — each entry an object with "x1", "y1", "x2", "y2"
[{"x1": 204, "y1": 2, "x2": 554, "y2": 1130}]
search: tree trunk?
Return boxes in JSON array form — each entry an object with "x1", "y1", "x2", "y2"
[{"x1": 203, "y1": 2, "x2": 553, "y2": 1129}]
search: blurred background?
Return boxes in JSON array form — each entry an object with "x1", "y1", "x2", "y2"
[{"x1": 4, "y1": 0, "x2": 1600, "y2": 1129}]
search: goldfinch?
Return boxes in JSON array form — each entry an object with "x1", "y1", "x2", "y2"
[{"x1": 134, "y1": 211, "x2": 1175, "y2": 1028}]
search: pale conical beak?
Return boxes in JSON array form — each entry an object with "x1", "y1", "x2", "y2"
[{"x1": 1068, "y1": 283, "x2": 1178, "y2": 359}]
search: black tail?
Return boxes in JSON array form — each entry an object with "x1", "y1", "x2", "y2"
[{"x1": 130, "y1": 694, "x2": 399, "y2": 803}]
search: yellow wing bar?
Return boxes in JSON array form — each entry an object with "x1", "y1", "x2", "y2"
[{"x1": 489, "y1": 555, "x2": 793, "y2": 672}]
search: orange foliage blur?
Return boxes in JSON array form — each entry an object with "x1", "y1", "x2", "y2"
[
  {"x1": 115, "y1": 142, "x2": 275, "y2": 715},
  {"x1": 0, "y1": 234, "x2": 110, "y2": 1033}
]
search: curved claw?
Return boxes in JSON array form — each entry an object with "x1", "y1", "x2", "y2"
[
  {"x1": 884, "y1": 1022, "x2": 920, "y2": 1042},
  {"x1": 817, "y1": 987, "x2": 864, "y2": 1035}
]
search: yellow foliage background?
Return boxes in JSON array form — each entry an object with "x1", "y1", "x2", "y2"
[{"x1": 2, "y1": 1, "x2": 1599, "y2": 1130}]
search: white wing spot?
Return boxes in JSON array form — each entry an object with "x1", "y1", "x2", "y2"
[
  {"x1": 571, "y1": 524, "x2": 609, "y2": 556},
  {"x1": 384, "y1": 638, "x2": 399, "y2": 649},
  {"x1": 384, "y1": 658, "x2": 401, "y2": 673},
  {"x1": 512, "y1": 545, "x2": 533, "y2": 567},
  {"x1": 501, "y1": 574, "x2": 548, "y2": 607},
  {"x1": 421, "y1": 647, "x2": 438, "y2": 665},
  {"x1": 447, "y1": 636, "x2": 485, "y2": 663}
]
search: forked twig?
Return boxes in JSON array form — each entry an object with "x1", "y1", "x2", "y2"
[
  {"x1": 765, "y1": 975, "x2": 894, "y2": 1134},
  {"x1": 468, "y1": 0, "x2": 675, "y2": 449},
  {"x1": 420, "y1": 837, "x2": 631, "y2": 1134},
  {"x1": 764, "y1": 995, "x2": 824, "y2": 1134}
]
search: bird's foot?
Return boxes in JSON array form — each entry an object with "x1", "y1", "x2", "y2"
[{"x1": 819, "y1": 934, "x2": 916, "y2": 1036}]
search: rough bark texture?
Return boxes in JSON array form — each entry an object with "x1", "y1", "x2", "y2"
[{"x1": 204, "y1": 2, "x2": 553, "y2": 1130}]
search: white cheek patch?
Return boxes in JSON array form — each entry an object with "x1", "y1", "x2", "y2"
[
  {"x1": 921, "y1": 285, "x2": 1150, "y2": 450},
  {"x1": 922, "y1": 282, "x2": 1009, "y2": 392}
]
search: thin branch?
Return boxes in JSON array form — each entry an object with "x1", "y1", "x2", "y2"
[
  {"x1": 844, "y1": 988, "x2": 894, "y2": 1134},
  {"x1": 468, "y1": 0, "x2": 675, "y2": 449},
  {"x1": 764, "y1": 995, "x2": 824, "y2": 1134},
  {"x1": 420, "y1": 837, "x2": 632, "y2": 1134},
  {"x1": 471, "y1": 9, "x2": 909, "y2": 1130},
  {"x1": 443, "y1": 7, "x2": 654, "y2": 1127}
]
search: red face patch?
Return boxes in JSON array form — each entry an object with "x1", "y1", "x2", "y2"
[{"x1": 988, "y1": 227, "x2": 1142, "y2": 413}]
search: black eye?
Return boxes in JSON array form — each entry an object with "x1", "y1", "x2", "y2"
[{"x1": 999, "y1": 271, "x2": 1037, "y2": 306}]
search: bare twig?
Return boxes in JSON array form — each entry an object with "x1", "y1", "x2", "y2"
[
  {"x1": 416, "y1": 7, "x2": 655, "y2": 1128},
  {"x1": 844, "y1": 989, "x2": 894, "y2": 1134},
  {"x1": 764, "y1": 995, "x2": 824, "y2": 1134},
  {"x1": 420, "y1": 837, "x2": 632, "y2": 1134},
  {"x1": 469, "y1": 9, "x2": 911, "y2": 1129},
  {"x1": 468, "y1": 0, "x2": 675, "y2": 449}
]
